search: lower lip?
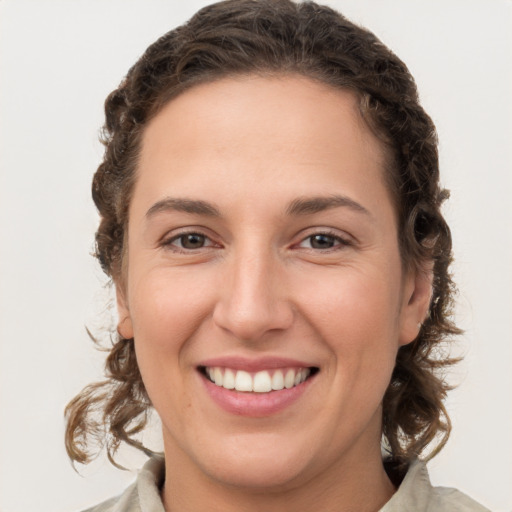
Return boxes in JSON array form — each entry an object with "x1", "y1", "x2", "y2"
[{"x1": 200, "y1": 372, "x2": 315, "y2": 417}]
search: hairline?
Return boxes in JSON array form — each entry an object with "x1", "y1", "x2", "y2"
[{"x1": 115, "y1": 70, "x2": 412, "y2": 287}]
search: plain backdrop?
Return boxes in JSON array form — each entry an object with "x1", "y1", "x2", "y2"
[{"x1": 0, "y1": 1, "x2": 511, "y2": 511}]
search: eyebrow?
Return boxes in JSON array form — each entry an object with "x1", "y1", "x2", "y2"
[
  {"x1": 146, "y1": 197, "x2": 221, "y2": 218},
  {"x1": 286, "y1": 194, "x2": 372, "y2": 217},
  {"x1": 145, "y1": 194, "x2": 371, "y2": 220}
]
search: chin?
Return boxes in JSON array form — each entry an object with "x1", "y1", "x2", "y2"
[
  {"x1": 204, "y1": 451, "x2": 309, "y2": 490},
  {"x1": 177, "y1": 429, "x2": 317, "y2": 491}
]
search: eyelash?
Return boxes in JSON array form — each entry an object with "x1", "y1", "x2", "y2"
[
  {"x1": 161, "y1": 231, "x2": 219, "y2": 252},
  {"x1": 162, "y1": 229, "x2": 351, "y2": 253},
  {"x1": 296, "y1": 230, "x2": 352, "y2": 251}
]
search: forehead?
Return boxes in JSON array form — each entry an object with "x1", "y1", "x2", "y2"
[
  {"x1": 134, "y1": 75, "x2": 393, "y2": 220},
  {"x1": 144, "y1": 75, "x2": 377, "y2": 144}
]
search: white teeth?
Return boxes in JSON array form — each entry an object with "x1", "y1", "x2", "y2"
[
  {"x1": 205, "y1": 366, "x2": 312, "y2": 393},
  {"x1": 253, "y1": 371, "x2": 272, "y2": 393},
  {"x1": 214, "y1": 367, "x2": 223, "y2": 386},
  {"x1": 271, "y1": 370, "x2": 285, "y2": 391},
  {"x1": 234, "y1": 370, "x2": 253, "y2": 392},
  {"x1": 284, "y1": 369, "x2": 295, "y2": 389},
  {"x1": 223, "y1": 368, "x2": 235, "y2": 389}
]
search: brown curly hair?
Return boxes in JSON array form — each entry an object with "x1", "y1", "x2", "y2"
[{"x1": 65, "y1": 0, "x2": 461, "y2": 469}]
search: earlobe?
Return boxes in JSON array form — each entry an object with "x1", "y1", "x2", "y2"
[
  {"x1": 399, "y1": 265, "x2": 433, "y2": 346},
  {"x1": 115, "y1": 283, "x2": 134, "y2": 340}
]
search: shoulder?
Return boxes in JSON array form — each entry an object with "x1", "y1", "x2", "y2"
[
  {"x1": 427, "y1": 485, "x2": 491, "y2": 512},
  {"x1": 80, "y1": 483, "x2": 139, "y2": 512},
  {"x1": 79, "y1": 456, "x2": 165, "y2": 512},
  {"x1": 381, "y1": 459, "x2": 490, "y2": 512}
]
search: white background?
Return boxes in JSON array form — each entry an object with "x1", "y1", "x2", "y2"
[{"x1": 0, "y1": 1, "x2": 511, "y2": 511}]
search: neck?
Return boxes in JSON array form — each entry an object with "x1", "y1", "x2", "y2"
[{"x1": 161, "y1": 443, "x2": 395, "y2": 512}]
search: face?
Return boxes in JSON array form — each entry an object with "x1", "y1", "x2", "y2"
[{"x1": 117, "y1": 75, "x2": 430, "y2": 490}]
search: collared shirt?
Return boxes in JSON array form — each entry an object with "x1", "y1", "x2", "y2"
[{"x1": 83, "y1": 456, "x2": 490, "y2": 512}]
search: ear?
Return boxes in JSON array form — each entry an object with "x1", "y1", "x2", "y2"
[
  {"x1": 115, "y1": 282, "x2": 134, "y2": 340},
  {"x1": 399, "y1": 264, "x2": 433, "y2": 346}
]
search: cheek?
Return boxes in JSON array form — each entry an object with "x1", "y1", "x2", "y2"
[
  {"x1": 129, "y1": 267, "x2": 214, "y2": 345},
  {"x1": 127, "y1": 268, "x2": 216, "y2": 406},
  {"x1": 126, "y1": 271, "x2": 216, "y2": 433},
  {"x1": 299, "y1": 264, "x2": 402, "y2": 337},
  {"x1": 296, "y1": 266, "x2": 402, "y2": 386}
]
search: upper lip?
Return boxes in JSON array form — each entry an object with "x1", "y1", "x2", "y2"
[{"x1": 198, "y1": 356, "x2": 318, "y2": 372}]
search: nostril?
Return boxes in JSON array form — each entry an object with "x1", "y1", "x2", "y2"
[{"x1": 212, "y1": 275, "x2": 294, "y2": 341}]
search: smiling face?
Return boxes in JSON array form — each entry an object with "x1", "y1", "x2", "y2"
[{"x1": 116, "y1": 75, "x2": 430, "y2": 498}]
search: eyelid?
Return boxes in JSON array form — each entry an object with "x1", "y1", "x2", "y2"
[
  {"x1": 160, "y1": 226, "x2": 222, "y2": 251},
  {"x1": 293, "y1": 228, "x2": 354, "y2": 250},
  {"x1": 158, "y1": 226, "x2": 353, "y2": 252}
]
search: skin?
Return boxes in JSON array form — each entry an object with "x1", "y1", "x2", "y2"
[{"x1": 117, "y1": 75, "x2": 432, "y2": 512}]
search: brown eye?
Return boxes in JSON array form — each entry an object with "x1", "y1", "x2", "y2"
[
  {"x1": 309, "y1": 234, "x2": 337, "y2": 249},
  {"x1": 297, "y1": 232, "x2": 350, "y2": 251},
  {"x1": 183, "y1": 233, "x2": 206, "y2": 249},
  {"x1": 169, "y1": 233, "x2": 209, "y2": 250}
]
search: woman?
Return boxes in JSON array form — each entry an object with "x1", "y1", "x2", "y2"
[{"x1": 65, "y1": 1, "x2": 489, "y2": 510}]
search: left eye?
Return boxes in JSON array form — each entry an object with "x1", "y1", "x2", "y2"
[
  {"x1": 299, "y1": 233, "x2": 346, "y2": 250},
  {"x1": 167, "y1": 233, "x2": 212, "y2": 250}
]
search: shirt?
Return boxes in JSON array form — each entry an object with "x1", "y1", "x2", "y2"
[{"x1": 82, "y1": 456, "x2": 490, "y2": 512}]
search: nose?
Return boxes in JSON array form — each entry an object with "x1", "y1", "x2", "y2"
[{"x1": 212, "y1": 246, "x2": 294, "y2": 342}]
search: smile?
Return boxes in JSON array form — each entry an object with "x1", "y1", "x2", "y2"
[{"x1": 203, "y1": 366, "x2": 314, "y2": 393}]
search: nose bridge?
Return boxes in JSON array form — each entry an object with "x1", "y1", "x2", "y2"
[{"x1": 213, "y1": 239, "x2": 292, "y2": 341}]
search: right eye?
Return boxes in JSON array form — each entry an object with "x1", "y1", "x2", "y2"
[{"x1": 165, "y1": 232, "x2": 214, "y2": 250}]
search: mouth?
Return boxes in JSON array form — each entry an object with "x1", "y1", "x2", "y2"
[{"x1": 199, "y1": 366, "x2": 319, "y2": 393}]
